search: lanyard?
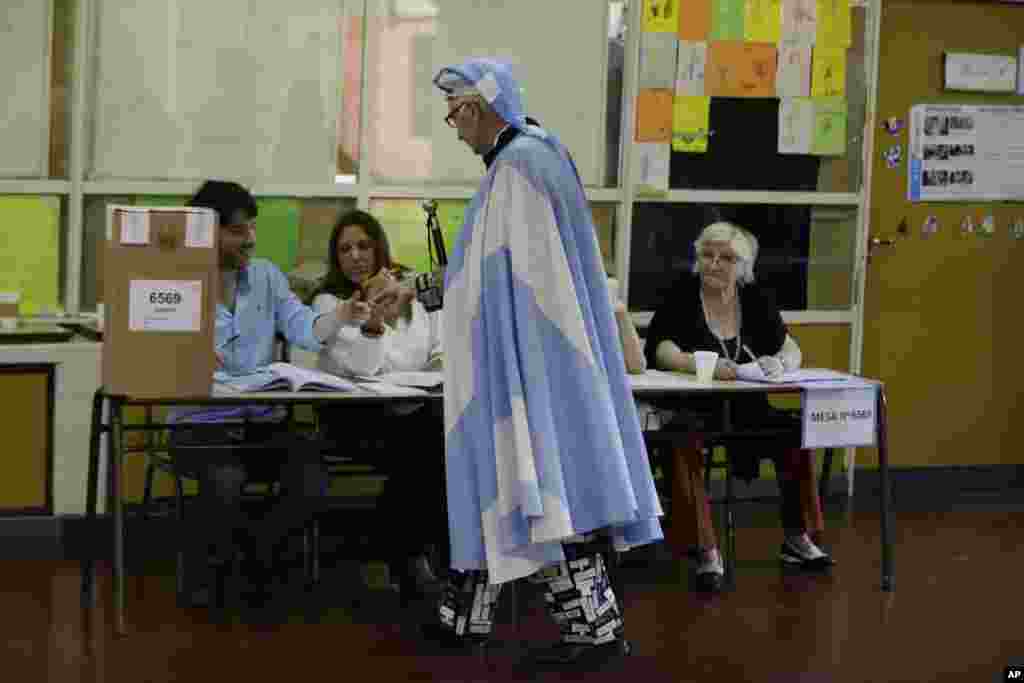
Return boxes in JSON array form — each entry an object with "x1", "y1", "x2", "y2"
[{"x1": 700, "y1": 289, "x2": 750, "y2": 362}]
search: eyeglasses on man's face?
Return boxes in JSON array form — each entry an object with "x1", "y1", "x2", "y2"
[{"x1": 444, "y1": 101, "x2": 470, "y2": 128}]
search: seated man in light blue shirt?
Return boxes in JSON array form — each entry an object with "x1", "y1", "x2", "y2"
[{"x1": 171, "y1": 180, "x2": 370, "y2": 608}]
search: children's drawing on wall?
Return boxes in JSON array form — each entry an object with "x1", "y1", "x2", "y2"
[
  {"x1": 1012, "y1": 218, "x2": 1024, "y2": 240},
  {"x1": 922, "y1": 215, "x2": 939, "y2": 238},
  {"x1": 884, "y1": 145, "x2": 902, "y2": 169},
  {"x1": 883, "y1": 117, "x2": 904, "y2": 135},
  {"x1": 978, "y1": 215, "x2": 995, "y2": 238}
]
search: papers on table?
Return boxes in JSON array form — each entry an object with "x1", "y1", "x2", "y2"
[
  {"x1": 356, "y1": 371, "x2": 442, "y2": 389},
  {"x1": 737, "y1": 362, "x2": 872, "y2": 389},
  {"x1": 630, "y1": 367, "x2": 873, "y2": 392}
]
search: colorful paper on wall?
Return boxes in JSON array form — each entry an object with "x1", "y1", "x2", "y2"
[
  {"x1": 778, "y1": 97, "x2": 814, "y2": 154},
  {"x1": 744, "y1": 0, "x2": 781, "y2": 43},
  {"x1": 811, "y1": 96, "x2": 847, "y2": 155},
  {"x1": 635, "y1": 142, "x2": 671, "y2": 195},
  {"x1": 676, "y1": 41, "x2": 708, "y2": 96},
  {"x1": 253, "y1": 198, "x2": 300, "y2": 272},
  {"x1": 672, "y1": 95, "x2": 713, "y2": 152},
  {"x1": 643, "y1": 0, "x2": 681, "y2": 32},
  {"x1": 711, "y1": 0, "x2": 746, "y2": 41},
  {"x1": 640, "y1": 32, "x2": 681, "y2": 90},
  {"x1": 636, "y1": 88, "x2": 675, "y2": 142},
  {"x1": 812, "y1": 47, "x2": 846, "y2": 97},
  {"x1": 678, "y1": 0, "x2": 712, "y2": 40},
  {"x1": 776, "y1": 40, "x2": 812, "y2": 96},
  {"x1": 0, "y1": 196, "x2": 60, "y2": 315},
  {"x1": 816, "y1": 0, "x2": 851, "y2": 47},
  {"x1": 781, "y1": 0, "x2": 817, "y2": 46},
  {"x1": 706, "y1": 41, "x2": 777, "y2": 98}
]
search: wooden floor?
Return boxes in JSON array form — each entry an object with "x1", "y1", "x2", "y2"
[{"x1": 2, "y1": 504, "x2": 1022, "y2": 683}]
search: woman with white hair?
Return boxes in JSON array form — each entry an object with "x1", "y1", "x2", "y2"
[{"x1": 644, "y1": 221, "x2": 832, "y2": 594}]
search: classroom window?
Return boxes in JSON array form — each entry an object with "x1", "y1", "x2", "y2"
[
  {"x1": 336, "y1": 11, "x2": 363, "y2": 183},
  {"x1": 87, "y1": 1, "x2": 356, "y2": 184},
  {"x1": 366, "y1": 198, "x2": 617, "y2": 275},
  {"x1": 365, "y1": 0, "x2": 621, "y2": 188},
  {"x1": 0, "y1": 196, "x2": 65, "y2": 315},
  {"x1": 628, "y1": 202, "x2": 857, "y2": 312},
  {"x1": 0, "y1": 2, "x2": 57, "y2": 179}
]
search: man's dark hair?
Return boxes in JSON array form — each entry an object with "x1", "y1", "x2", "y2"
[{"x1": 187, "y1": 180, "x2": 258, "y2": 227}]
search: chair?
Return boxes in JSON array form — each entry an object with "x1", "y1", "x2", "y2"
[
  {"x1": 643, "y1": 410, "x2": 836, "y2": 588},
  {"x1": 140, "y1": 334, "x2": 322, "y2": 606}
]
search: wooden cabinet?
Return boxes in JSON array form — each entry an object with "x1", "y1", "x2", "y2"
[{"x1": 0, "y1": 365, "x2": 53, "y2": 514}]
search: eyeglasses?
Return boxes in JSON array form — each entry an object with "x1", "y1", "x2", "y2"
[
  {"x1": 699, "y1": 250, "x2": 739, "y2": 266},
  {"x1": 444, "y1": 101, "x2": 469, "y2": 128}
]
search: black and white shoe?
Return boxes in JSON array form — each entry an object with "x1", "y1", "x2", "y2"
[{"x1": 779, "y1": 534, "x2": 835, "y2": 571}]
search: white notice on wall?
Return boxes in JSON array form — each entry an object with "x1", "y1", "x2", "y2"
[
  {"x1": 908, "y1": 104, "x2": 1024, "y2": 202},
  {"x1": 802, "y1": 386, "x2": 877, "y2": 449},
  {"x1": 120, "y1": 209, "x2": 150, "y2": 245},
  {"x1": 186, "y1": 210, "x2": 215, "y2": 248},
  {"x1": 128, "y1": 280, "x2": 203, "y2": 332}
]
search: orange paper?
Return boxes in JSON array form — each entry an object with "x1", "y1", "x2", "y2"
[
  {"x1": 678, "y1": 0, "x2": 712, "y2": 40},
  {"x1": 706, "y1": 41, "x2": 778, "y2": 98},
  {"x1": 635, "y1": 89, "x2": 674, "y2": 142}
]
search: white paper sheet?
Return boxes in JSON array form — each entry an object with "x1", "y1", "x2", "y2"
[
  {"x1": 635, "y1": 142, "x2": 671, "y2": 195},
  {"x1": 778, "y1": 97, "x2": 815, "y2": 154},
  {"x1": 128, "y1": 280, "x2": 202, "y2": 332},
  {"x1": 776, "y1": 40, "x2": 812, "y2": 97},
  {"x1": 675, "y1": 41, "x2": 708, "y2": 96}
]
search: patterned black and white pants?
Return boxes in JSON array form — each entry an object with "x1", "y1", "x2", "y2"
[{"x1": 436, "y1": 535, "x2": 624, "y2": 645}]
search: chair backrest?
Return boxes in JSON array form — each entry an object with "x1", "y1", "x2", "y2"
[{"x1": 274, "y1": 333, "x2": 290, "y2": 363}]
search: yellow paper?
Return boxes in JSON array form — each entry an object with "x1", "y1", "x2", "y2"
[
  {"x1": 0, "y1": 196, "x2": 60, "y2": 315},
  {"x1": 643, "y1": 0, "x2": 681, "y2": 32},
  {"x1": 811, "y1": 47, "x2": 846, "y2": 97},
  {"x1": 816, "y1": 0, "x2": 851, "y2": 48},
  {"x1": 672, "y1": 96, "x2": 712, "y2": 153},
  {"x1": 744, "y1": 0, "x2": 781, "y2": 43}
]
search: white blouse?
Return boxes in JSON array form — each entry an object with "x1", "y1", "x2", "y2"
[{"x1": 313, "y1": 292, "x2": 443, "y2": 377}]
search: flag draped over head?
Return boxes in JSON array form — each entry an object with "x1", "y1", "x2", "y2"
[{"x1": 436, "y1": 58, "x2": 663, "y2": 585}]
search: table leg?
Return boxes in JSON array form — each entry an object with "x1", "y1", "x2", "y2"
[
  {"x1": 81, "y1": 389, "x2": 105, "y2": 606},
  {"x1": 877, "y1": 387, "x2": 894, "y2": 592},
  {"x1": 109, "y1": 399, "x2": 127, "y2": 635}
]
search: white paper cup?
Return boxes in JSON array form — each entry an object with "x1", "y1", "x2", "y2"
[
  {"x1": 0, "y1": 317, "x2": 17, "y2": 331},
  {"x1": 693, "y1": 350, "x2": 719, "y2": 384}
]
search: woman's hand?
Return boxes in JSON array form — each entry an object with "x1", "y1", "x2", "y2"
[
  {"x1": 713, "y1": 358, "x2": 738, "y2": 380},
  {"x1": 757, "y1": 355, "x2": 785, "y2": 379},
  {"x1": 336, "y1": 290, "x2": 372, "y2": 326},
  {"x1": 369, "y1": 277, "x2": 417, "y2": 311}
]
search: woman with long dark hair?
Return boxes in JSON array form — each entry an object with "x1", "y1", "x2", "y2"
[{"x1": 313, "y1": 209, "x2": 446, "y2": 603}]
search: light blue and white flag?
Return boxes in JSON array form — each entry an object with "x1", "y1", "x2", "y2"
[{"x1": 437, "y1": 59, "x2": 663, "y2": 585}]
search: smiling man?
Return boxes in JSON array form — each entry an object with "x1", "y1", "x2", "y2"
[{"x1": 168, "y1": 180, "x2": 372, "y2": 609}]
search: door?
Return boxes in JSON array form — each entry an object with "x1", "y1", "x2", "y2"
[{"x1": 859, "y1": 0, "x2": 1024, "y2": 469}]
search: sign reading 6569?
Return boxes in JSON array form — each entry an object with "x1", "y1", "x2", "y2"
[{"x1": 149, "y1": 291, "x2": 183, "y2": 306}]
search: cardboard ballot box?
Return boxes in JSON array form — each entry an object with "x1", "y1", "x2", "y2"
[{"x1": 102, "y1": 206, "x2": 218, "y2": 398}]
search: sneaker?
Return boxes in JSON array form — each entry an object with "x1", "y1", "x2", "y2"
[
  {"x1": 780, "y1": 534, "x2": 835, "y2": 571},
  {"x1": 693, "y1": 548, "x2": 725, "y2": 593},
  {"x1": 522, "y1": 638, "x2": 631, "y2": 671}
]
